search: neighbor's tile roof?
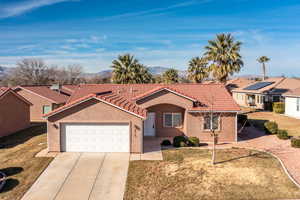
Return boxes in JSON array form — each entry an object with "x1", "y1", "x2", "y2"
[
  {"x1": 0, "y1": 88, "x2": 32, "y2": 105},
  {"x1": 283, "y1": 87, "x2": 300, "y2": 97},
  {"x1": 0, "y1": 87, "x2": 9, "y2": 96},
  {"x1": 232, "y1": 77, "x2": 285, "y2": 94},
  {"x1": 226, "y1": 78, "x2": 255, "y2": 90},
  {"x1": 232, "y1": 77, "x2": 300, "y2": 95},
  {"x1": 270, "y1": 78, "x2": 300, "y2": 94},
  {"x1": 66, "y1": 84, "x2": 240, "y2": 112},
  {"x1": 16, "y1": 85, "x2": 69, "y2": 104}
]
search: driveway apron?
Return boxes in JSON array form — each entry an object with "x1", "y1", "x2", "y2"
[{"x1": 21, "y1": 152, "x2": 129, "y2": 200}]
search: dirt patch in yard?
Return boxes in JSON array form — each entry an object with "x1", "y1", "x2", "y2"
[
  {"x1": 0, "y1": 124, "x2": 53, "y2": 200},
  {"x1": 124, "y1": 148, "x2": 300, "y2": 200},
  {"x1": 247, "y1": 111, "x2": 300, "y2": 137}
]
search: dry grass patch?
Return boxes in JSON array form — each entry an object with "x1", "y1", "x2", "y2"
[
  {"x1": 0, "y1": 124, "x2": 53, "y2": 200},
  {"x1": 124, "y1": 148, "x2": 300, "y2": 200},
  {"x1": 247, "y1": 111, "x2": 300, "y2": 137}
]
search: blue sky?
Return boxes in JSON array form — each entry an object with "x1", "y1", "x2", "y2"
[{"x1": 0, "y1": 0, "x2": 300, "y2": 76}]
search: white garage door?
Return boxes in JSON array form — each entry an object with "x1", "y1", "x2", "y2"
[{"x1": 61, "y1": 123, "x2": 130, "y2": 152}]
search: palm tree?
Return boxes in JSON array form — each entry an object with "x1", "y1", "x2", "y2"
[
  {"x1": 188, "y1": 57, "x2": 209, "y2": 83},
  {"x1": 111, "y1": 54, "x2": 152, "y2": 84},
  {"x1": 204, "y1": 33, "x2": 243, "y2": 83},
  {"x1": 162, "y1": 69, "x2": 179, "y2": 83},
  {"x1": 257, "y1": 56, "x2": 270, "y2": 80}
]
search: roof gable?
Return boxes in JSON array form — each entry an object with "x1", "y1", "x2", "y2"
[
  {"x1": 133, "y1": 86, "x2": 197, "y2": 102},
  {"x1": 43, "y1": 92, "x2": 146, "y2": 119},
  {"x1": 0, "y1": 88, "x2": 32, "y2": 105},
  {"x1": 15, "y1": 86, "x2": 69, "y2": 104}
]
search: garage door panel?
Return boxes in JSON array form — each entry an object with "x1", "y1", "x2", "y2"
[{"x1": 61, "y1": 123, "x2": 130, "y2": 152}]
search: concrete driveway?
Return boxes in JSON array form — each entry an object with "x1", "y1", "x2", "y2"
[{"x1": 21, "y1": 152, "x2": 129, "y2": 200}]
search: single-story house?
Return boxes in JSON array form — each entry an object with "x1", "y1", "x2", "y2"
[
  {"x1": 0, "y1": 88, "x2": 32, "y2": 137},
  {"x1": 14, "y1": 85, "x2": 71, "y2": 122},
  {"x1": 283, "y1": 87, "x2": 300, "y2": 119},
  {"x1": 232, "y1": 78, "x2": 300, "y2": 110},
  {"x1": 43, "y1": 84, "x2": 240, "y2": 153}
]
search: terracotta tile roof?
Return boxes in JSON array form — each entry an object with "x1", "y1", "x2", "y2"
[
  {"x1": 226, "y1": 78, "x2": 255, "y2": 90},
  {"x1": 61, "y1": 85, "x2": 79, "y2": 95},
  {"x1": 43, "y1": 92, "x2": 147, "y2": 118},
  {"x1": 232, "y1": 78, "x2": 300, "y2": 95},
  {"x1": 232, "y1": 77, "x2": 285, "y2": 94},
  {"x1": 283, "y1": 87, "x2": 300, "y2": 97},
  {"x1": 67, "y1": 83, "x2": 240, "y2": 112},
  {"x1": 0, "y1": 87, "x2": 9, "y2": 96},
  {"x1": 0, "y1": 88, "x2": 32, "y2": 105},
  {"x1": 97, "y1": 92, "x2": 147, "y2": 117},
  {"x1": 15, "y1": 85, "x2": 69, "y2": 104},
  {"x1": 133, "y1": 86, "x2": 198, "y2": 101},
  {"x1": 270, "y1": 78, "x2": 300, "y2": 94}
]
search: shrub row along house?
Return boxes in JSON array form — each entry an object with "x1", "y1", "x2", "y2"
[
  {"x1": 232, "y1": 77, "x2": 300, "y2": 110},
  {"x1": 40, "y1": 84, "x2": 240, "y2": 153}
]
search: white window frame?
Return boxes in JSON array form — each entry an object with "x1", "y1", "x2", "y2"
[
  {"x1": 163, "y1": 112, "x2": 182, "y2": 128},
  {"x1": 203, "y1": 114, "x2": 221, "y2": 131},
  {"x1": 297, "y1": 98, "x2": 300, "y2": 112}
]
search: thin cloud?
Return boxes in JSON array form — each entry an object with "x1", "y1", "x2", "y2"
[
  {"x1": 98, "y1": 0, "x2": 212, "y2": 21},
  {"x1": 0, "y1": 0, "x2": 79, "y2": 19}
]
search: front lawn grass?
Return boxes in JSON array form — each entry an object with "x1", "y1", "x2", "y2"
[
  {"x1": 0, "y1": 124, "x2": 53, "y2": 200},
  {"x1": 124, "y1": 148, "x2": 300, "y2": 200}
]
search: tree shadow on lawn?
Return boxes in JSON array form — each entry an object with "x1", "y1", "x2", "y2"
[
  {"x1": 1, "y1": 178, "x2": 20, "y2": 193},
  {"x1": 1, "y1": 167, "x2": 23, "y2": 177},
  {"x1": 0, "y1": 123, "x2": 46, "y2": 149},
  {"x1": 215, "y1": 151, "x2": 269, "y2": 165}
]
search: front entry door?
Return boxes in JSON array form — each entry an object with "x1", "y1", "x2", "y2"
[{"x1": 144, "y1": 112, "x2": 156, "y2": 136}]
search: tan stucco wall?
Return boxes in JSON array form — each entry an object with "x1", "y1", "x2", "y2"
[
  {"x1": 0, "y1": 92, "x2": 30, "y2": 137},
  {"x1": 233, "y1": 92, "x2": 264, "y2": 109},
  {"x1": 47, "y1": 98, "x2": 143, "y2": 153},
  {"x1": 16, "y1": 89, "x2": 53, "y2": 122},
  {"x1": 186, "y1": 112, "x2": 237, "y2": 143},
  {"x1": 138, "y1": 90, "x2": 237, "y2": 143},
  {"x1": 147, "y1": 104, "x2": 185, "y2": 137}
]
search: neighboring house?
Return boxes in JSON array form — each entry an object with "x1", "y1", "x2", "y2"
[
  {"x1": 43, "y1": 84, "x2": 240, "y2": 153},
  {"x1": 232, "y1": 78, "x2": 300, "y2": 110},
  {"x1": 283, "y1": 87, "x2": 300, "y2": 119},
  {"x1": 0, "y1": 88, "x2": 32, "y2": 137},
  {"x1": 14, "y1": 85, "x2": 70, "y2": 122},
  {"x1": 226, "y1": 78, "x2": 255, "y2": 93}
]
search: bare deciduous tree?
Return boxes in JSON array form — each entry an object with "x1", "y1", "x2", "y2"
[
  {"x1": 10, "y1": 58, "x2": 52, "y2": 85},
  {"x1": 206, "y1": 94, "x2": 219, "y2": 165}
]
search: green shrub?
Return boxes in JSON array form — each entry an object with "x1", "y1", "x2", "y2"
[
  {"x1": 188, "y1": 137, "x2": 200, "y2": 147},
  {"x1": 179, "y1": 141, "x2": 188, "y2": 147},
  {"x1": 173, "y1": 136, "x2": 187, "y2": 147},
  {"x1": 264, "y1": 121, "x2": 278, "y2": 134},
  {"x1": 291, "y1": 137, "x2": 300, "y2": 148},
  {"x1": 273, "y1": 102, "x2": 285, "y2": 114},
  {"x1": 161, "y1": 139, "x2": 172, "y2": 146},
  {"x1": 277, "y1": 129, "x2": 289, "y2": 140}
]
